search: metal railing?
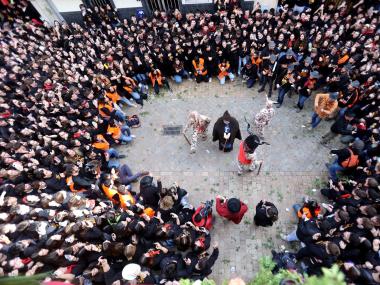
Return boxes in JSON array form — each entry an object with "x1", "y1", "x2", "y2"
[{"x1": 147, "y1": 0, "x2": 180, "y2": 11}]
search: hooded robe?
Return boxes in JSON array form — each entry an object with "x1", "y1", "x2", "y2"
[{"x1": 212, "y1": 111, "x2": 242, "y2": 152}]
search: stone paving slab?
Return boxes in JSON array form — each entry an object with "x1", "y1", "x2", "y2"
[{"x1": 119, "y1": 80, "x2": 334, "y2": 284}]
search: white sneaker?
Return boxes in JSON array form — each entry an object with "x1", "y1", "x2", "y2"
[
  {"x1": 209, "y1": 78, "x2": 212, "y2": 83},
  {"x1": 131, "y1": 135, "x2": 136, "y2": 138}
]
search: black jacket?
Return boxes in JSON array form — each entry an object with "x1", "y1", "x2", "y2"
[
  {"x1": 212, "y1": 111, "x2": 242, "y2": 147},
  {"x1": 330, "y1": 116, "x2": 354, "y2": 135},
  {"x1": 138, "y1": 179, "x2": 162, "y2": 209},
  {"x1": 296, "y1": 243, "x2": 336, "y2": 268},
  {"x1": 296, "y1": 218, "x2": 320, "y2": 244},
  {"x1": 192, "y1": 247, "x2": 219, "y2": 278},
  {"x1": 254, "y1": 201, "x2": 276, "y2": 227}
]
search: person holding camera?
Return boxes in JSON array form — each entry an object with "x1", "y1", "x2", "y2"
[{"x1": 216, "y1": 195, "x2": 248, "y2": 224}]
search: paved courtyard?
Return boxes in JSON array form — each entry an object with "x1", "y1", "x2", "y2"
[{"x1": 118, "y1": 79, "x2": 338, "y2": 283}]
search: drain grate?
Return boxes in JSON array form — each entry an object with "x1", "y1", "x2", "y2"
[{"x1": 163, "y1": 125, "x2": 183, "y2": 136}]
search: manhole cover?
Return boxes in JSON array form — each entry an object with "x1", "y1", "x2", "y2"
[{"x1": 163, "y1": 125, "x2": 183, "y2": 136}]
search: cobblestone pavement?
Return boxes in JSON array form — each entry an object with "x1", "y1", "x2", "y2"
[{"x1": 119, "y1": 79, "x2": 339, "y2": 283}]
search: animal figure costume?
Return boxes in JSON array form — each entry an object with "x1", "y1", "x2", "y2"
[
  {"x1": 184, "y1": 111, "x2": 211, "y2": 153},
  {"x1": 253, "y1": 98, "x2": 275, "y2": 139}
]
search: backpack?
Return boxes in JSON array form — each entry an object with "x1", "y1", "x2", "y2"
[{"x1": 341, "y1": 148, "x2": 359, "y2": 168}]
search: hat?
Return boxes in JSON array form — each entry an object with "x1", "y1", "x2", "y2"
[
  {"x1": 304, "y1": 56, "x2": 313, "y2": 64},
  {"x1": 140, "y1": 176, "x2": 153, "y2": 189},
  {"x1": 227, "y1": 198, "x2": 241, "y2": 213},
  {"x1": 245, "y1": 135, "x2": 260, "y2": 152},
  {"x1": 269, "y1": 41, "x2": 275, "y2": 48},
  {"x1": 269, "y1": 54, "x2": 277, "y2": 61},
  {"x1": 222, "y1": 110, "x2": 232, "y2": 122},
  {"x1": 286, "y1": 49, "x2": 293, "y2": 56},
  {"x1": 350, "y1": 80, "x2": 360, "y2": 88},
  {"x1": 310, "y1": 71, "x2": 320, "y2": 79},
  {"x1": 122, "y1": 263, "x2": 141, "y2": 280},
  {"x1": 329, "y1": 92, "x2": 339, "y2": 100},
  {"x1": 351, "y1": 139, "x2": 364, "y2": 151}
]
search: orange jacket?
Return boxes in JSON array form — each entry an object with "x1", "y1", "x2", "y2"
[
  {"x1": 66, "y1": 176, "x2": 86, "y2": 193},
  {"x1": 192, "y1": 58, "x2": 207, "y2": 76},
  {"x1": 149, "y1": 70, "x2": 163, "y2": 86},
  {"x1": 98, "y1": 102, "x2": 113, "y2": 119},
  {"x1": 251, "y1": 56, "x2": 262, "y2": 67},
  {"x1": 102, "y1": 184, "x2": 135, "y2": 209},
  {"x1": 107, "y1": 125, "x2": 121, "y2": 140},
  {"x1": 338, "y1": 54, "x2": 349, "y2": 65},
  {"x1": 123, "y1": 77, "x2": 137, "y2": 93},
  {"x1": 297, "y1": 206, "x2": 321, "y2": 219},
  {"x1": 92, "y1": 134, "x2": 110, "y2": 151},
  {"x1": 218, "y1": 62, "x2": 230, "y2": 79},
  {"x1": 105, "y1": 89, "x2": 120, "y2": 103}
]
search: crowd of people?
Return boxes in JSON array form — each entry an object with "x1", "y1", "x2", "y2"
[{"x1": 0, "y1": 0, "x2": 379, "y2": 284}]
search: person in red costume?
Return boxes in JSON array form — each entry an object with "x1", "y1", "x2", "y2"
[{"x1": 215, "y1": 195, "x2": 248, "y2": 224}]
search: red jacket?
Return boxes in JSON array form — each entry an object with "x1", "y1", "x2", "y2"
[{"x1": 216, "y1": 198, "x2": 248, "y2": 224}]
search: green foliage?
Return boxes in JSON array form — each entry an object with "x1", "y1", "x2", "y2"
[
  {"x1": 179, "y1": 279, "x2": 216, "y2": 285},
  {"x1": 248, "y1": 257, "x2": 302, "y2": 285},
  {"x1": 248, "y1": 258, "x2": 346, "y2": 285},
  {"x1": 0, "y1": 272, "x2": 51, "y2": 285},
  {"x1": 179, "y1": 279, "x2": 193, "y2": 285},
  {"x1": 304, "y1": 265, "x2": 345, "y2": 285},
  {"x1": 202, "y1": 278, "x2": 217, "y2": 285}
]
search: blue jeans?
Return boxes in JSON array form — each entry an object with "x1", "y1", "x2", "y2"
[
  {"x1": 297, "y1": 95, "x2": 308, "y2": 109},
  {"x1": 174, "y1": 69, "x2": 189, "y2": 83},
  {"x1": 277, "y1": 87, "x2": 289, "y2": 105},
  {"x1": 119, "y1": 164, "x2": 143, "y2": 186},
  {"x1": 119, "y1": 126, "x2": 133, "y2": 143},
  {"x1": 328, "y1": 159, "x2": 345, "y2": 182},
  {"x1": 238, "y1": 56, "x2": 248, "y2": 75},
  {"x1": 107, "y1": 148, "x2": 119, "y2": 158},
  {"x1": 339, "y1": 107, "x2": 347, "y2": 118},
  {"x1": 247, "y1": 78, "x2": 256, "y2": 88},
  {"x1": 311, "y1": 112, "x2": 322, "y2": 128},
  {"x1": 153, "y1": 82, "x2": 160, "y2": 94},
  {"x1": 285, "y1": 229, "x2": 299, "y2": 242},
  {"x1": 114, "y1": 110, "x2": 126, "y2": 122},
  {"x1": 107, "y1": 148, "x2": 120, "y2": 169},
  {"x1": 131, "y1": 92, "x2": 140, "y2": 100},
  {"x1": 118, "y1": 97, "x2": 135, "y2": 107},
  {"x1": 219, "y1": 73, "x2": 235, "y2": 85},
  {"x1": 135, "y1": 73, "x2": 147, "y2": 84}
]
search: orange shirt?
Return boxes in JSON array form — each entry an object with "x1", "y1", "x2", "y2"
[
  {"x1": 92, "y1": 134, "x2": 110, "y2": 151},
  {"x1": 107, "y1": 125, "x2": 121, "y2": 140},
  {"x1": 105, "y1": 90, "x2": 120, "y2": 103},
  {"x1": 98, "y1": 102, "x2": 113, "y2": 118}
]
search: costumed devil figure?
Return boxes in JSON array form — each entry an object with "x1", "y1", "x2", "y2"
[
  {"x1": 237, "y1": 134, "x2": 265, "y2": 175},
  {"x1": 253, "y1": 97, "x2": 275, "y2": 139},
  {"x1": 183, "y1": 111, "x2": 211, "y2": 153},
  {"x1": 212, "y1": 111, "x2": 241, "y2": 152}
]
